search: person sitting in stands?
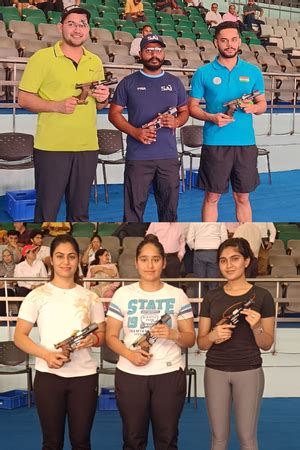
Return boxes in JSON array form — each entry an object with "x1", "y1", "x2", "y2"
[
  {"x1": 223, "y1": 4, "x2": 245, "y2": 32},
  {"x1": 205, "y1": 3, "x2": 223, "y2": 28},
  {"x1": 13, "y1": 222, "x2": 31, "y2": 247},
  {"x1": 85, "y1": 248, "x2": 120, "y2": 312},
  {"x1": 0, "y1": 248, "x2": 16, "y2": 317},
  {"x1": 13, "y1": 0, "x2": 37, "y2": 15},
  {"x1": 29, "y1": 229, "x2": 51, "y2": 269},
  {"x1": 155, "y1": 0, "x2": 184, "y2": 15},
  {"x1": 124, "y1": 0, "x2": 146, "y2": 22},
  {"x1": 81, "y1": 234, "x2": 103, "y2": 268},
  {"x1": 130, "y1": 24, "x2": 153, "y2": 58},
  {"x1": 243, "y1": 0, "x2": 264, "y2": 33},
  {"x1": 184, "y1": 0, "x2": 208, "y2": 15},
  {"x1": 14, "y1": 244, "x2": 48, "y2": 297},
  {"x1": 0, "y1": 230, "x2": 22, "y2": 263}
]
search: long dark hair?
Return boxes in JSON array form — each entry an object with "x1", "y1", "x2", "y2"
[
  {"x1": 136, "y1": 234, "x2": 165, "y2": 260},
  {"x1": 50, "y1": 234, "x2": 80, "y2": 283},
  {"x1": 90, "y1": 248, "x2": 109, "y2": 266},
  {"x1": 217, "y1": 238, "x2": 254, "y2": 263}
]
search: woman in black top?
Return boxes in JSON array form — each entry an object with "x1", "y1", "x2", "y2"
[{"x1": 198, "y1": 238, "x2": 275, "y2": 450}]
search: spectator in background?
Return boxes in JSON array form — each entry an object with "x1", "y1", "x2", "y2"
[
  {"x1": 112, "y1": 222, "x2": 150, "y2": 244},
  {"x1": 130, "y1": 24, "x2": 153, "y2": 58},
  {"x1": 0, "y1": 230, "x2": 22, "y2": 263},
  {"x1": 254, "y1": 222, "x2": 276, "y2": 275},
  {"x1": 125, "y1": 0, "x2": 146, "y2": 22},
  {"x1": 41, "y1": 222, "x2": 71, "y2": 236},
  {"x1": 14, "y1": 245, "x2": 48, "y2": 297},
  {"x1": 184, "y1": 0, "x2": 208, "y2": 15},
  {"x1": 223, "y1": 4, "x2": 245, "y2": 32},
  {"x1": 29, "y1": 229, "x2": 51, "y2": 269},
  {"x1": 13, "y1": 0, "x2": 38, "y2": 15},
  {"x1": 243, "y1": 0, "x2": 264, "y2": 33},
  {"x1": 233, "y1": 222, "x2": 262, "y2": 277},
  {"x1": 186, "y1": 223, "x2": 228, "y2": 297},
  {"x1": 155, "y1": 0, "x2": 184, "y2": 14},
  {"x1": 85, "y1": 249, "x2": 120, "y2": 312},
  {"x1": 146, "y1": 223, "x2": 186, "y2": 280},
  {"x1": 205, "y1": 3, "x2": 223, "y2": 28},
  {"x1": 0, "y1": 249, "x2": 16, "y2": 317},
  {"x1": 13, "y1": 222, "x2": 31, "y2": 246},
  {"x1": 81, "y1": 234, "x2": 103, "y2": 267}
]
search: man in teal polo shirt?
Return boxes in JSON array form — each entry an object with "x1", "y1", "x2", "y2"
[
  {"x1": 18, "y1": 6, "x2": 110, "y2": 221},
  {"x1": 189, "y1": 21, "x2": 266, "y2": 222}
]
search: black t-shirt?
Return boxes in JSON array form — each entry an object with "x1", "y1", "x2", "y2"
[{"x1": 200, "y1": 285, "x2": 275, "y2": 372}]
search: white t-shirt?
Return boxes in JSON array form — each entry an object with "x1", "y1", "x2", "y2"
[
  {"x1": 35, "y1": 245, "x2": 50, "y2": 262},
  {"x1": 14, "y1": 259, "x2": 48, "y2": 289},
  {"x1": 107, "y1": 282, "x2": 194, "y2": 376},
  {"x1": 18, "y1": 282, "x2": 105, "y2": 377},
  {"x1": 205, "y1": 11, "x2": 223, "y2": 26},
  {"x1": 130, "y1": 37, "x2": 142, "y2": 57}
]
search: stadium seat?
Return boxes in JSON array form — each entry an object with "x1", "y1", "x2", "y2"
[
  {"x1": 72, "y1": 222, "x2": 96, "y2": 238},
  {"x1": 114, "y1": 30, "x2": 134, "y2": 44},
  {"x1": 95, "y1": 129, "x2": 126, "y2": 204},
  {"x1": 0, "y1": 133, "x2": 34, "y2": 171},
  {"x1": 177, "y1": 37, "x2": 196, "y2": 49},
  {"x1": 18, "y1": 39, "x2": 48, "y2": 57},
  {"x1": 101, "y1": 236, "x2": 121, "y2": 263},
  {"x1": 179, "y1": 125, "x2": 203, "y2": 190},
  {"x1": 91, "y1": 27, "x2": 114, "y2": 44}
]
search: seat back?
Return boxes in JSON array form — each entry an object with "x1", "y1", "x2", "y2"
[
  {"x1": 180, "y1": 125, "x2": 203, "y2": 149},
  {"x1": 0, "y1": 133, "x2": 34, "y2": 161},
  {"x1": 97, "y1": 129, "x2": 125, "y2": 157},
  {"x1": 0, "y1": 341, "x2": 27, "y2": 366}
]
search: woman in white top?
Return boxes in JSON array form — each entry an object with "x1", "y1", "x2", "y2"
[
  {"x1": 14, "y1": 244, "x2": 48, "y2": 297},
  {"x1": 81, "y1": 234, "x2": 103, "y2": 269},
  {"x1": 106, "y1": 234, "x2": 196, "y2": 450},
  {"x1": 14, "y1": 234, "x2": 105, "y2": 450}
]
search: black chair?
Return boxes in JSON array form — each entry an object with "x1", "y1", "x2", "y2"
[
  {"x1": 94, "y1": 129, "x2": 126, "y2": 204},
  {"x1": 0, "y1": 132, "x2": 34, "y2": 170},
  {"x1": 179, "y1": 125, "x2": 203, "y2": 191},
  {"x1": 97, "y1": 343, "x2": 119, "y2": 382},
  {"x1": 0, "y1": 341, "x2": 33, "y2": 407},
  {"x1": 184, "y1": 348, "x2": 197, "y2": 409},
  {"x1": 258, "y1": 147, "x2": 272, "y2": 184}
]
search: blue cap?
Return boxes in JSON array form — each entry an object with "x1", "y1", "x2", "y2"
[{"x1": 140, "y1": 34, "x2": 166, "y2": 50}]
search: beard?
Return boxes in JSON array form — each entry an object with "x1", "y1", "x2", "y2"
[
  {"x1": 63, "y1": 35, "x2": 85, "y2": 48},
  {"x1": 142, "y1": 57, "x2": 164, "y2": 71},
  {"x1": 218, "y1": 48, "x2": 239, "y2": 59}
]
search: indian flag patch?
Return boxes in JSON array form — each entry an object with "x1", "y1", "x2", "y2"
[{"x1": 239, "y1": 76, "x2": 250, "y2": 82}]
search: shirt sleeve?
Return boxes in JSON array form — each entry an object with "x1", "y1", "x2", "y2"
[
  {"x1": 190, "y1": 68, "x2": 205, "y2": 100},
  {"x1": 199, "y1": 293, "x2": 211, "y2": 318},
  {"x1": 107, "y1": 288, "x2": 125, "y2": 321},
  {"x1": 252, "y1": 66, "x2": 265, "y2": 94},
  {"x1": 19, "y1": 51, "x2": 48, "y2": 94},
  {"x1": 177, "y1": 290, "x2": 194, "y2": 320},
  {"x1": 111, "y1": 77, "x2": 128, "y2": 108},
  {"x1": 260, "y1": 290, "x2": 275, "y2": 318},
  {"x1": 18, "y1": 290, "x2": 40, "y2": 324}
]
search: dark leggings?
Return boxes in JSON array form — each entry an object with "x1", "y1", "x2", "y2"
[
  {"x1": 204, "y1": 367, "x2": 264, "y2": 450},
  {"x1": 34, "y1": 371, "x2": 98, "y2": 450},
  {"x1": 115, "y1": 368, "x2": 186, "y2": 450}
]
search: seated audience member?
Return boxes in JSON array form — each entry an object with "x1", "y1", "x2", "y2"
[
  {"x1": 13, "y1": 222, "x2": 31, "y2": 247},
  {"x1": 86, "y1": 249, "x2": 120, "y2": 312},
  {"x1": 34, "y1": 0, "x2": 55, "y2": 17},
  {"x1": 243, "y1": 0, "x2": 264, "y2": 33},
  {"x1": 125, "y1": 0, "x2": 146, "y2": 22},
  {"x1": 13, "y1": 0, "x2": 37, "y2": 15},
  {"x1": 223, "y1": 4, "x2": 245, "y2": 31},
  {"x1": 205, "y1": 3, "x2": 223, "y2": 27},
  {"x1": 155, "y1": 0, "x2": 184, "y2": 14},
  {"x1": 14, "y1": 245, "x2": 48, "y2": 297},
  {"x1": 0, "y1": 230, "x2": 22, "y2": 263},
  {"x1": 0, "y1": 249, "x2": 16, "y2": 317},
  {"x1": 130, "y1": 24, "x2": 153, "y2": 57},
  {"x1": 62, "y1": 0, "x2": 79, "y2": 9},
  {"x1": 184, "y1": 0, "x2": 208, "y2": 14},
  {"x1": 29, "y1": 229, "x2": 51, "y2": 269},
  {"x1": 81, "y1": 234, "x2": 103, "y2": 268}
]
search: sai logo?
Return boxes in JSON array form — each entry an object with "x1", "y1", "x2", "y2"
[{"x1": 213, "y1": 77, "x2": 222, "y2": 85}]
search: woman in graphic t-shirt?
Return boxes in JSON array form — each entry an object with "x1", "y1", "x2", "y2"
[
  {"x1": 106, "y1": 234, "x2": 196, "y2": 450},
  {"x1": 198, "y1": 237, "x2": 275, "y2": 450},
  {"x1": 14, "y1": 234, "x2": 105, "y2": 450}
]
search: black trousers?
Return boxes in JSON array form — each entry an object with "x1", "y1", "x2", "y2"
[
  {"x1": 33, "y1": 149, "x2": 98, "y2": 222},
  {"x1": 34, "y1": 371, "x2": 98, "y2": 450},
  {"x1": 115, "y1": 368, "x2": 186, "y2": 450},
  {"x1": 123, "y1": 158, "x2": 180, "y2": 222}
]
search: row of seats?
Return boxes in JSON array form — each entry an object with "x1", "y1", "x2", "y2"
[{"x1": 264, "y1": 17, "x2": 300, "y2": 28}]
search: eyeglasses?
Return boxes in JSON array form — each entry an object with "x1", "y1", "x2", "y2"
[
  {"x1": 143, "y1": 47, "x2": 164, "y2": 54},
  {"x1": 64, "y1": 20, "x2": 89, "y2": 29}
]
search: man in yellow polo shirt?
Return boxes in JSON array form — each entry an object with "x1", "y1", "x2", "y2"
[
  {"x1": 124, "y1": 0, "x2": 146, "y2": 22},
  {"x1": 18, "y1": 6, "x2": 110, "y2": 221}
]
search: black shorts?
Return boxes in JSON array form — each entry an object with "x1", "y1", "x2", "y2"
[{"x1": 198, "y1": 145, "x2": 260, "y2": 194}]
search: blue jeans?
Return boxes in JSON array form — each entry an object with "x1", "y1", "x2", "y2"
[{"x1": 193, "y1": 249, "x2": 220, "y2": 297}]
